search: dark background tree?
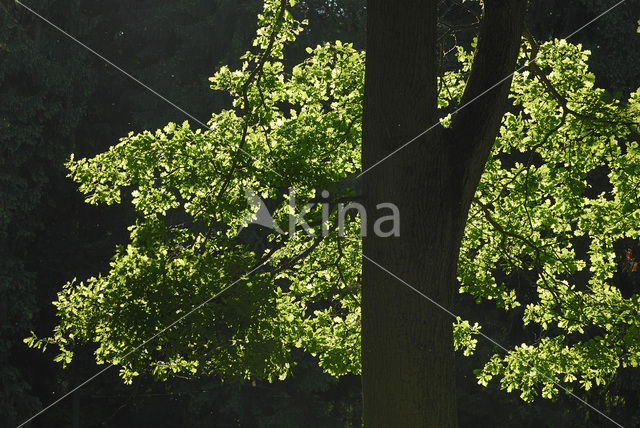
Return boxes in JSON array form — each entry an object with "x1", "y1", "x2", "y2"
[{"x1": 1, "y1": 0, "x2": 639, "y2": 426}]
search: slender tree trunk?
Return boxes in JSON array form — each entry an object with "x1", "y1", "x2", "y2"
[{"x1": 361, "y1": 1, "x2": 527, "y2": 426}]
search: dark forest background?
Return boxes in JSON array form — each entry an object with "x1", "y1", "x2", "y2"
[{"x1": 1, "y1": 0, "x2": 639, "y2": 426}]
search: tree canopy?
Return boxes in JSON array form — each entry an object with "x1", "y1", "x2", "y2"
[{"x1": 26, "y1": 0, "x2": 640, "y2": 418}]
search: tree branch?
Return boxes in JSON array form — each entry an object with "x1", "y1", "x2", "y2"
[{"x1": 449, "y1": 0, "x2": 527, "y2": 201}]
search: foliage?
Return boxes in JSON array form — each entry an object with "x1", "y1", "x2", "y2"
[
  {"x1": 29, "y1": 0, "x2": 640, "y2": 412},
  {"x1": 5, "y1": 0, "x2": 368, "y2": 425},
  {"x1": 466, "y1": 38, "x2": 640, "y2": 402}
]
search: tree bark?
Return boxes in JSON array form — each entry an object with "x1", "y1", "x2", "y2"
[{"x1": 361, "y1": 1, "x2": 527, "y2": 427}]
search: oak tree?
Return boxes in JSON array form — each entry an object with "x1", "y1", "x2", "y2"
[{"x1": 28, "y1": 0, "x2": 640, "y2": 425}]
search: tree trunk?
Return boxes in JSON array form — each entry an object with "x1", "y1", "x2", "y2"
[{"x1": 361, "y1": 1, "x2": 527, "y2": 427}]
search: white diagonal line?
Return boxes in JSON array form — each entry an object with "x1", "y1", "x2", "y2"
[
  {"x1": 14, "y1": 0, "x2": 283, "y2": 179},
  {"x1": 357, "y1": 0, "x2": 627, "y2": 179},
  {"x1": 362, "y1": 254, "x2": 625, "y2": 428},
  {"x1": 16, "y1": 259, "x2": 270, "y2": 428}
]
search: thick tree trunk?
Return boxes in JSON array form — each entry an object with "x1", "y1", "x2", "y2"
[{"x1": 361, "y1": 1, "x2": 527, "y2": 427}]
